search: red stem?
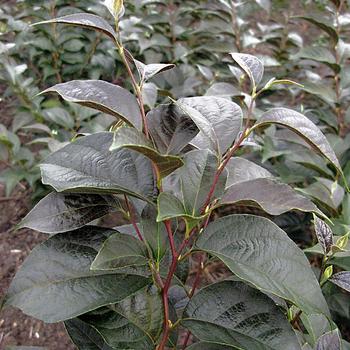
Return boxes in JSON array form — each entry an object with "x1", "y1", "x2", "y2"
[{"x1": 124, "y1": 195, "x2": 144, "y2": 242}]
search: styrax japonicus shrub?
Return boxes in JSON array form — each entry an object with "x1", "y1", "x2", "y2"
[{"x1": 3, "y1": 1, "x2": 350, "y2": 349}]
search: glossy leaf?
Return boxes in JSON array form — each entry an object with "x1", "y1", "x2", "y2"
[
  {"x1": 40, "y1": 132, "x2": 155, "y2": 202},
  {"x1": 19, "y1": 192, "x2": 122, "y2": 234},
  {"x1": 315, "y1": 330, "x2": 341, "y2": 350},
  {"x1": 219, "y1": 178, "x2": 323, "y2": 216},
  {"x1": 329, "y1": 271, "x2": 350, "y2": 292},
  {"x1": 253, "y1": 108, "x2": 341, "y2": 173},
  {"x1": 177, "y1": 96, "x2": 243, "y2": 155},
  {"x1": 196, "y1": 214, "x2": 330, "y2": 315},
  {"x1": 65, "y1": 318, "x2": 114, "y2": 350},
  {"x1": 35, "y1": 13, "x2": 118, "y2": 41},
  {"x1": 135, "y1": 60, "x2": 175, "y2": 82},
  {"x1": 147, "y1": 103, "x2": 199, "y2": 155},
  {"x1": 91, "y1": 232, "x2": 148, "y2": 270},
  {"x1": 42, "y1": 80, "x2": 142, "y2": 129},
  {"x1": 230, "y1": 53, "x2": 264, "y2": 89},
  {"x1": 109, "y1": 127, "x2": 183, "y2": 178},
  {"x1": 4, "y1": 227, "x2": 150, "y2": 322},
  {"x1": 182, "y1": 280, "x2": 299, "y2": 350},
  {"x1": 314, "y1": 216, "x2": 333, "y2": 254}
]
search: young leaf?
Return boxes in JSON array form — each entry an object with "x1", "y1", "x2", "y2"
[
  {"x1": 230, "y1": 53, "x2": 264, "y2": 90},
  {"x1": 329, "y1": 271, "x2": 350, "y2": 292},
  {"x1": 91, "y1": 232, "x2": 148, "y2": 271},
  {"x1": 40, "y1": 132, "x2": 156, "y2": 202},
  {"x1": 252, "y1": 108, "x2": 341, "y2": 173},
  {"x1": 103, "y1": 0, "x2": 124, "y2": 20},
  {"x1": 196, "y1": 214, "x2": 330, "y2": 316},
  {"x1": 65, "y1": 318, "x2": 114, "y2": 350},
  {"x1": 314, "y1": 216, "x2": 333, "y2": 254},
  {"x1": 315, "y1": 329, "x2": 341, "y2": 350},
  {"x1": 147, "y1": 103, "x2": 199, "y2": 155},
  {"x1": 182, "y1": 280, "x2": 300, "y2": 350},
  {"x1": 109, "y1": 126, "x2": 184, "y2": 178},
  {"x1": 4, "y1": 228, "x2": 150, "y2": 322},
  {"x1": 177, "y1": 96, "x2": 243, "y2": 155},
  {"x1": 42, "y1": 80, "x2": 142, "y2": 129},
  {"x1": 219, "y1": 178, "x2": 323, "y2": 216},
  {"x1": 135, "y1": 60, "x2": 175, "y2": 82},
  {"x1": 34, "y1": 13, "x2": 118, "y2": 42},
  {"x1": 19, "y1": 192, "x2": 122, "y2": 234}
]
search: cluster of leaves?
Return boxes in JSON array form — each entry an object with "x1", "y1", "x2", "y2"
[{"x1": 2, "y1": 1, "x2": 350, "y2": 349}]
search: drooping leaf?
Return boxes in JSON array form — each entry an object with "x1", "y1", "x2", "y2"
[
  {"x1": 80, "y1": 286, "x2": 163, "y2": 349},
  {"x1": 182, "y1": 280, "x2": 300, "y2": 350},
  {"x1": 4, "y1": 228, "x2": 150, "y2": 322},
  {"x1": 40, "y1": 132, "x2": 156, "y2": 202},
  {"x1": 135, "y1": 60, "x2": 175, "y2": 82},
  {"x1": 19, "y1": 192, "x2": 123, "y2": 234},
  {"x1": 314, "y1": 216, "x2": 333, "y2": 254},
  {"x1": 315, "y1": 330, "x2": 341, "y2": 350},
  {"x1": 91, "y1": 232, "x2": 148, "y2": 271},
  {"x1": 253, "y1": 108, "x2": 341, "y2": 173},
  {"x1": 109, "y1": 126, "x2": 183, "y2": 178},
  {"x1": 225, "y1": 157, "x2": 272, "y2": 188},
  {"x1": 196, "y1": 214, "x2": 330, "y2": 315},
  {"x1": 35, "y1": 13, "x2": 118, "y2": 41},
  {"x1": 230, "y1": 53, "x2": 264, "y2": 89},
  {"x1": 65, "y1": 318, "x2": 114, "y2": 350},
  {"x1": 147, "y1": 103, "x2": 199, "y2": 155},
  {"x1": 177, "y1": 96, "x2": 243, "y2": 155},
  {"x1": 219, "y1": 178, "x2": 323, "y2": 216},
  {"x1": 42, "y1": 80, "x2": 142, "y2": 129},
  {"x1": 329, "y1": 271, "x2": 350, "y2": 292},
  {"x1": 300, "y1": 313, "x2": 333, "y2": 347}
]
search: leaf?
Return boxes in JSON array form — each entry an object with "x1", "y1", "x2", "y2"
[
  {"x1": 314, "y1": 216, "x2": 333, "y2": 254},
  {"x1": 295, "y1": 16, "x2": 338, "y2": 44},
  {"x1": 135, "y1": 60, "x2": 175, "y2": 82},
  {"x1": 219, "y1": 178, "x2": 323, "y2": 216},
  {"x1": 91, "y1": 232, "x2": 148, "y2": 270},
  {"x1": 225, "y1": 157, "x2": 272, "y2": 188},
  {"x1": 4, "y1": 228, "x2": 150, "y2": 322},
  {"x1": 80, "y1": 286, "x2": 163, "y2": 349},
  {"x1": 109, "y1": 127, "x2": 183, "y2": 178},
  {"x1": 315, "y1": 330, "x2": 341, "y2": 350},
  {"x1": 186, "y1": 344, "x2": 237, "y2": 350},
  {"x1": 177, "y1": 96, "x2": 243, "y2": 155},
  {"x1": 329, "y1": 271, "x2": 350, "y2": 292},
  {"x1": 65, "y1": 318, "x2": 114, "y2": 350},
  {"x1": 35, "y1": 13, "x2": 117, "y2": 42},
  {"x1": 253, "y1": 108, "x2": 341, "y2": 173},
  {"x1": 182, "y1": 280, "x2": 300, "y2": 350},
  {"x1": 147, "y1": 103, "x2": 199, "y2": 155},
  {"x1": 19, "y1": 192, "x2": 122, "y2": 234},
  {"x1": 40, "y1": 132, "x2": 156, "y2": 202},
  {"x1": 230, "y1": 53, "x2": 264, "y2": 89},
  {"x1": 196, "y1": 214, "x2": 330, "y2": 316},
  {"x1": 42, "y1": 80, "x2": 142, "y2": 129},
  {"x1": 103, "y1": 0, "x2": 124, "y2": 20}
]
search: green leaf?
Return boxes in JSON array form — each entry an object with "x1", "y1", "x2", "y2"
[
  {"x1": 315, "y1": 329, "x2": 341, "y2": 350},
  {"x1": 253, "y1": 108, "x2": 341, "y2": 173},
  {"x1": 182, "y1": 280, "x2": 300, "y2": 350},
  {"x1": 219, "y1": 178, "x2": 323, "y2": 216},
  {"x1": 40, "y1": 132, "x2": 156, "y2": 202},
  {"x1": 177, "y1": 96, "x2": 243, "y2": 155},
  {"x1": 42, "y1": 80, "x2": 142, "y2": 129},
  {"x1": 295, "y1": 16, "x2": 338, "y2": 44},
  {"x1": 35, "y1": 13, "x2": 117, "y2": 42},
  {"x1": 4, "y1": 227, "x2": 150, "y2": 322},
  {"x1": 19, "y1": 192, "x2": 122, "y2": 234},
  {"x1": 196, "y1": 214, "x2": 330, "y2": 316},
  {"x1": 65, "y1": 318, "x2": 114, "y2": 350},
  {"x1": 135, "y1": 60, "x2": 175, "y2": 82},
  {"x1": 186, "y1": 343, "x2": 237, "y2": 350},
  {"x1": 91, "y1": 232, "x2": 148, "y2": 271},
  {"x1": 147, "y1": 103, "x2": 199, "y2": 155},
  {"x1": 80, "y1": 286, "x2": 163, "y2": 349},
  {"x1": 293, "y1": 46, "x2": 340, "y2": 73},
  {"x1": 230, "y1": 53, "x2": 264, "y2": 90},
  {"x1": 109, "y1": 127, "x2": 183, "y2": 178},
  {"x1": 302, "y1": 82, "x2": 337, "y2": 105}
]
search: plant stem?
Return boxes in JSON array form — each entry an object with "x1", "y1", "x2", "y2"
[{"x1": 124, "y1": 195, "x2": 144, "y2": 242}]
